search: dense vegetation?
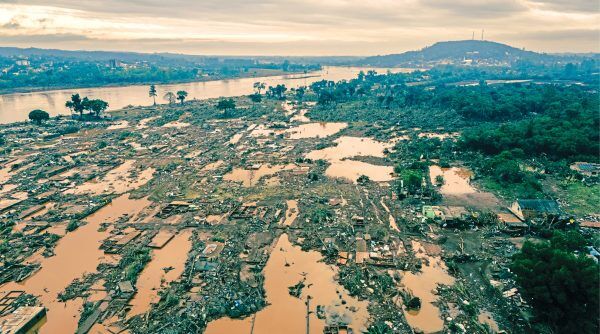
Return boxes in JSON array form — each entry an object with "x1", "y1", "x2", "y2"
[
  {"x1": 511, "y1": 231, "x2": 599, "y2": 334},
  {"x1": 0, "y1": 52, "x2": 319, "y2": 93}
]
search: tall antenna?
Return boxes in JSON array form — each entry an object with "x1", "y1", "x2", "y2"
[{"x1": 481, "y1": 29, "x2": 484, "y2": 41}]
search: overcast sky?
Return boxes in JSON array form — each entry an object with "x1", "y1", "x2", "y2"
[{"x1": 0, "y1": 0, "x2": 597, "y2": 56}]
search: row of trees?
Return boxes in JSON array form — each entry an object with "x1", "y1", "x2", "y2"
[
  {"x1": 65, "y1": 94, "x2": 109, "y2": 119},
  {"x1": 149, "y1": 85, "x2": 188, "y2": 106}
]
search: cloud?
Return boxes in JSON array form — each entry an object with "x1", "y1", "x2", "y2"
[
  {"x1": 420, "y1": 0, "x2": 527, "y2": 17},
  {"x1": 525, "y1": 0, "x2": 598, "y2": 13},
  {"x1": 0, "y1": 1, "x2": 598, "y2": 54}
]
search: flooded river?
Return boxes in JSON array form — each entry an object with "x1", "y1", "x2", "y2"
[{"x1": 0, "y1": 67, "x2": 414, "y2": 124}]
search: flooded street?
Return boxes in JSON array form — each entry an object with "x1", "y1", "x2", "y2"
[
  {"x1": 206, "y1": 234, "x2": 370, "y2": 334},
  {"x1": 401, "y1": 240, "x2": 455, "y2": 333},
  {"x1": 224, "y1": 164, "x2": 295, "y2": 187},
  {"x1": 128, "y1": 230, "x2": 192, "y2": 317},
  {"x1": 0, "y1": 194, "x2": 151, "y2": 334}
]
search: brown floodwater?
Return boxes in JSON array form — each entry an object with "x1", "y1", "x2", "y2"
[
  {"x1": 326, "y1": 160, "x2": 394, "y2": 183},
  {"x1": 0, "y1": 67, "x2": 416, "y2": 124},
  {"x1": 66, "y1": 160, "x2": 155, "y2": 195},
  {"x1": 223, "y1": 164, "x2": 295, "y2": 187},
  {"x1": 306, "y1": 136, "x2": 391, "y2": 161},
  {"x1": 286, "y1": 122, "x2": 347, "y2": 139},
  {"x1": 205, "y1": 234, "x2": 370, "y2": 334},
  {"x1": 305, "y1": 136, "x2": 394, "y2": 183},
  {"x1": 0, "y1": 158, "x2": 25, "y2": 185},
  {"x1": 128, "y1": 229, "x2": 192, "y2": 317},
  {"x1": 428, "y1": 165, "x2": 475, "y2": 195},
  {"x1": 281, "y1": 200, "x2": 299, "y2": 226},
  {"x1": 0, "y1": 194, "x2": 151, "y2": 334},
  {"x1": 400, "y1": 240, "x2": 455, "y2": 333}
]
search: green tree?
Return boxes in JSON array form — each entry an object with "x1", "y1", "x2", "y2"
[
  {"x1": 216, "y1": 98, "x2": 236, "y2": 117},
  {"x1": 249, "y1": 93, "x2": 262, "y2": 104},
  {"x1": 149, "y1": 84, "x2": 157, "y2": 105},
  {"x1": 164, "y1": 92, "x2": 176, "y2": 105},
  {"x1": 511, "y1": 231, "x2": 598, "y2": 333},
  {"x1": 295, "y1": 86, "x2": 306, "y2": 102},
  {"x1": 28, "y1": 109, "x2": 49, "y2": 124},
  {"x1": 176, "y1": 90, "x2": 188, "y2": 105},
  {"x1": 65, "y1": 94, "x2": 85, "y2": 119},
  {"x1": 253, "y1": 82, "x2": 265, "y2": 95},
  {"x1": 85, "y1": 99, "x2": 109, "y2": 117}
]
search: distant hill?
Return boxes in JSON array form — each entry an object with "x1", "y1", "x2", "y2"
[
  {"x1": 360, "y1": 40, "x2": 558, "y2": 67},
  {"x1": 0, "y1": 47, "x2": 355, "y2": 66}
]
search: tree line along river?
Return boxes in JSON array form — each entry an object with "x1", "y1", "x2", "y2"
[{"x1": 0, "y1": 67, "x2": 415, "y2": 124}]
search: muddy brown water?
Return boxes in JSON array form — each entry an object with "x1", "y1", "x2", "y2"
[
  {"x1": 400, "y1": 240, "x2": 455, "y2": 333},
  {"x1": 326, "y1": 160, "x2": 394, "y2": 183},
  {"x1": 306, "y1": 136, "x2": 394, "y2": 183},
  {"x1": 429, "y1": 165, "x2": 475, "y2": 195},
  {"x1": 281, "y1": 200, "x2": 299, "y2": 226},
  {"x1": 286, "y1": 122, "x2": 347, "y2": 139},
  {"x1": 205, "y1": 234, "x2": 370, "y2": 334},
  {"x1": 128, "y1": 229, "x2": 192, "y2": 317},
  {"x1": 65, "y1": 160, "x2": 155, "y2": 195},
  {"x1": 0, "y1": 194, "x2": 151, "y2": 334},
  {"x1": 223, "y1": 164, "x2": 295, "y2": 187},
  {"x1": 0, "y1": 67, "x2": 416, "y2": 124}
]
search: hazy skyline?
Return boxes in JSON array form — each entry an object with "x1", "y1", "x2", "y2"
[{"x1": 0, "y1": 0, "x2": 598, "y2": 56}]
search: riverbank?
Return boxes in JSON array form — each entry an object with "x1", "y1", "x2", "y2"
[
  {"x1": 0, "y1": 66, "x2": 406, "y2": 124},
  {"x1": 0, "y1": 68, "x2": 311, "y2": 95}
]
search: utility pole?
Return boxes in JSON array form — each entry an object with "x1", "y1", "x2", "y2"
[{"x1": 306, "y1": 296, "x2": 312, "y2": 334}]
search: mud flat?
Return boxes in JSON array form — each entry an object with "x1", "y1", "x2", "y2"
[{"x1": 205, "y1": 234, "x2": 370, "y2": 334}]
